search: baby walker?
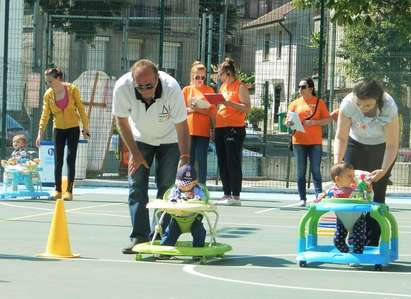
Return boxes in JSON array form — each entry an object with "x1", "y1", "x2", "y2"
[
  {"x1": 1, "y1": 156, "x2": 50, "y2": 200},
  {"x1": 297, "y1": 172, "x2": 398, "y2": 271},
  {"x1": 132, "y1": 187, "x2": 232, "y2": 264}
]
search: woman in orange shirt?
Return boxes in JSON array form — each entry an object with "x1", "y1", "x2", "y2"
[
  {"x1": 182, "y1": 62, "x2": 216, "y2": 185},
  {"x1": 286, "y1": 77, "x2": 330, "y2": 207},
  {"x1": 214, "y1": 58, "x2": 251, "y2": 206}
]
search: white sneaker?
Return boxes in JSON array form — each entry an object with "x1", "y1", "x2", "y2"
[{"x1": 215, "y1": 198, "x2": 241, "y2": 206}]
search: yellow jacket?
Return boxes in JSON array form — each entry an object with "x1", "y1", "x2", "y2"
[{"x1": 39, "y1": 84, "x2": 89, "y2": 131}]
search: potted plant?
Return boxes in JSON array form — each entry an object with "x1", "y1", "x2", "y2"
[{"x1": 247, "y1": 107, "x2": 265, "y2": 130}]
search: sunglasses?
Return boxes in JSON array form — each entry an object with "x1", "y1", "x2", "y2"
[
  {"x1": 298, "y1": 85, "x2": 308, "y2": 90},
  {"x1": 135, "y1": 83, "x2": 156, "y2": 91},
  {"x1": 194, "y1": 75, "x2": 206, "y2": 80}
]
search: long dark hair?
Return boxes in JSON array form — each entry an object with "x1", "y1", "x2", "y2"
[
  {"x1": 219, "y1": 57, "x2": 237, "y2": 79},
  {"x1": 44, "y1": 67, "x2": 63, "y2": 79},
  {"x1": 301, "y1": 77, "x2": 316, "y2": 96},
  {"x1": 352, "y1": 79, "x2": 385, "y2": 111}
]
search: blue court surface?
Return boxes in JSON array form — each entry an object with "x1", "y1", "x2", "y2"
[{"x1": 1, "y1": 187, "x2": 411, "y2": 299}]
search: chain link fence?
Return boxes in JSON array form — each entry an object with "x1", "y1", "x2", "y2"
[{"x1": 1, "y1": 0, "x2": 410, "y2": 193}]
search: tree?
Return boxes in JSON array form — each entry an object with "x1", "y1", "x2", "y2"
[
  {"x1": 25, "y1": 0, "x2": 133, "y2": 42},
  {"x1": 293, "y1": 0, "x2": 411, "y2": 147}
]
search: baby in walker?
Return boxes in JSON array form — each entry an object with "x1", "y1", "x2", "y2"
[
  {"x1": 316, "y1": 163, "x2": 372, "y2": 254},
  {"x1": 160, "y1": 164, "x2": 207, "y2": 249},
  {"x1": 1, "y1": 134, "x2": 37, "y2": 192}
]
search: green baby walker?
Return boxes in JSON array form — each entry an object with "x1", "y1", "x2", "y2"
[{"x1": 132, "y1": 186, "x2": 232, "y2": 264}]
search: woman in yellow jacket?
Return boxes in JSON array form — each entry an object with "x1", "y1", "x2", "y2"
[{"x1": 35, "y1": 67, "x2": 90, "y2": 201}]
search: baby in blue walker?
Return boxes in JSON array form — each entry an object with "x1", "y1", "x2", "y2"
[
  {"x1": 160, "y1": 164, "x2": 207, "y2": 249},
  {"x1": 316, "y1": 163, "x2": 372, "y2": 254},
  {"x1": 1, "y1": 134, "x2": 36, "y2": 192}
]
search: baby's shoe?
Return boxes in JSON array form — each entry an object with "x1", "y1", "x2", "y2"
[
  {"x1": 50, "y1": 191, "x2": 62, "y2": 200},
  {"x1": 62, "y1": 192, "x2": 73, "y2": 201}
]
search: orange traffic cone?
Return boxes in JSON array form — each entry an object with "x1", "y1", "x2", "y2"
[{"x1": 38, "y1": 198, "x2": 79, "y2": 258}]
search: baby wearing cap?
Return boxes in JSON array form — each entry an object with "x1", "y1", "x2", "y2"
[{"x1": 160, "y1": 164, "x2": 207, "y2": 250}]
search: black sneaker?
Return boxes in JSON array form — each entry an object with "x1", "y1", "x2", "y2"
[{"x1": 122, "y1": 236, "x2": 149, "y2": 254}]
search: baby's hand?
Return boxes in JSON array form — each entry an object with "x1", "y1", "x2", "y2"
[{"x1": 314, "y1": 193, "x2": 326, "y2": 203}]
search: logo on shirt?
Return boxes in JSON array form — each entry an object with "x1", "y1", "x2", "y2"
[{"x1": 158, "y1": 104, "x2": 170, "y2": 122}]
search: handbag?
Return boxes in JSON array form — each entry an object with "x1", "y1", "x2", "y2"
[{"x1": 288, "y1": 98, "x2": 320, "y2": 152}]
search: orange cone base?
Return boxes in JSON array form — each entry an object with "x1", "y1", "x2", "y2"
[{"x1": 37, "y1": 252, "x2": 80, "y2": 259}]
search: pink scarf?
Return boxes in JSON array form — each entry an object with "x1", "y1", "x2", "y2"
[{"x1": 55, "y1": 86, "x2": 69, "y2": 110}]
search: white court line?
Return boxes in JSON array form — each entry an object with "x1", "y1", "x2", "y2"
[
  {"x1": 0, "y1": 202, "x2": 122, "y2": 222},
  {"x1": 0, "y1": 202, "x2": 52, "y2": 211},
  {"x1": 254, "y1": 202, "x2": 305, "y2": 214},
  {"x1": 183, "y1": 264, "x2": 411, "y2": 297}
]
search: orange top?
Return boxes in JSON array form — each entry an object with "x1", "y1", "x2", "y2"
[
  {"x1": 216, "y1": 80, "x2": 246, "y2": 128},
  {"x1": 288, "y1": 96, "x2": 329, "y2": 145},
  {"x1": 182, "y1": 85, "x2": 217, "y2": 137}
]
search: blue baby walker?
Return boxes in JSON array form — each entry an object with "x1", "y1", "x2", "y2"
[
  {"x1": 1, "y1": 157, "x2": 50, "y2": 200},
  {"x1": 297, "y1": 171, "x2": 398, "y2": 271}
]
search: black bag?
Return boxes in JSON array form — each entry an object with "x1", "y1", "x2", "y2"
[{"x1": 288, "y1": 98, "x2": 320, "y2": 152}]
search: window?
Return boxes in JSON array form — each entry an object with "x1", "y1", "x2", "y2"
[
  {"x1": 127, "y1": 39, "x2": 142, "y2": 68},
  {"x1": 277, "y1": 30, "x2": 282, "y2": 59},
  {"x1": 263, "y1": 33, "x2": 270, "y2": 61},
  {"x1": 163, "y1": 42, "x2": 181, "y2": 78}
]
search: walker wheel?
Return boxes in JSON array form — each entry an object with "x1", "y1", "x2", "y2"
[
  {"x1": 216, "y1": 254, "x2": 224, "y2": 258},
  {"x1": 374, "y1": 264, "x2": 383, "y2": 271},
  {"x1": 135, "y1": 253, "x2": 143, "y2": 261},
  {"x1": 299, "y1": 261, "x2": 307, "y2": 267},
  {"x1": 200, "y1": 256, "x2": 208, "y2": 265}
]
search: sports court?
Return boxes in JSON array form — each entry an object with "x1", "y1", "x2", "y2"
[{"x1": 1, "y1": 188, "x2": 411, "y2": 299}]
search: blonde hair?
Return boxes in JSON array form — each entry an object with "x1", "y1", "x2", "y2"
[
  {"x1": 13, "y1": 134, "x2": 28, "y2": 145},
  {"x1": 190, "y1": 61, "x2": 206, "y2": 77}
]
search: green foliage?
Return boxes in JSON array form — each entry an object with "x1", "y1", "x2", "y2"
[
  {"x1": 247, "y1": 107, "x2": 265, "y2": 128},
  {"x1": 25, "y1": 0, "x2": 133, "y2": 42},
  {"x1": 237, "y1": 72, "x2": 255, "y2": 85}
]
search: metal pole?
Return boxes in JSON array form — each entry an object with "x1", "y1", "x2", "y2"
[
  {"x1": 197, "y1": 17, "x2": 202, "y2": 60},
  {"x1": 1, "y1": 0, "x2": 10, "y2": 179},
  {"x1": 121, "y1": 8, "x2": 130, "y2": 73},
  {"x1": 218, "y1": 13, "x2": 225, "y2": 65},
  {"x1": 158, "y1": 0, "x2": 165, "y2": 70},
  {"x1": 206, "y1": 14, "x2": 213, "y2": 85},
  {"x1": 327, "y1": 19, "x2": 337, "y2": 166},
  {"x1": 32, "y1": 0, "x2": 39, "y2": 71},
  {"x1": 263, "y1": 81, "x2": 269, "y2": 157},
  {"x1": 317, "y1": 0, "x2": 325, "y2": 99},
  {"x1": 201, "y1": 13, "x2": 207, "y2": 64}
]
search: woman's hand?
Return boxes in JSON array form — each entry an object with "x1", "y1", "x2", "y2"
[
  {"x1": 285, "y1": 119, "x2": 294, "y2": 127},
  {"x1": 35, "y1": 131, "x2": 44, "y2": 147},
  {"x1": 368, "y1": 169, "x2": 386, "y2": 183},
  {"x1": 303, "y1": 119, "x2": 314, "y2": 126},
  {"x1": 82, "y1": 128, "x2": 90, "y2": 139}
]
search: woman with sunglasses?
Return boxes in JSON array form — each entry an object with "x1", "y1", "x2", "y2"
[
  {"x1": 285, "y1": 77, "x2": 330, "y2": 207},
  {"x1": 214, "y1": 58, "x2": 251, "y2": 206},
  {"x1": 334, "y1": 79, "x2": 399, "y2": 246},
  {"x1": 182, "y1": 61, "x2": 217, "y2": 185},
  {"x1": 36, "y1": 67, "x2": 90, "y2": 201}
]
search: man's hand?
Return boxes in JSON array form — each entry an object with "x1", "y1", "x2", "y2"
[{"x1": 128, "y1": 152, "x2": 149, "y2": 176}]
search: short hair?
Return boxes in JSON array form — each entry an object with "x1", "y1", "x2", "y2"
[
  {"x1": 131, "y1": 59, "x2": 158, "y2": 76},
  {"x1": 331, "y1": 162, "x2": 354, "y2": 182},
  {"x1": 353, "y1": 79, "x2": 385, "y2": 110},
  {"x1": 12, "y1": 134, "x2": 28, "y2": 145},
  {"x1": 44, "y1": 66, "x2": 63, "y2": 79}
]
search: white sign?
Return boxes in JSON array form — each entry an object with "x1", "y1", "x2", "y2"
[{"x1": 38, "y1": 141, "x2": 55, "y2": 185}]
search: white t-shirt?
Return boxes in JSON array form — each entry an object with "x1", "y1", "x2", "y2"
[
  {"x1": 340, "y1": 92, "x2": 398, "y2": 145},
  {"x1": 112, "y1": 71, "x2": 187, "y2": 146}
]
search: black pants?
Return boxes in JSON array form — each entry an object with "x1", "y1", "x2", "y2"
[
  {"x1": 215, "y1": 127, "x2": 246, "y2": 196},
  {"x1": 344, "y1": 137, "x2": 395, "y2": 246},
  {"x1": 53, "y1": 127, "x2": 80, "y2": 193}
]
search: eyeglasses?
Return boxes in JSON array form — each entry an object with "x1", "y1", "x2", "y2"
[
  {"x1": 298, "y1": 85, "x2": 308, "y2": 90},
  {"x1": 194, "y1": 75, "x2": 206, "y2": 80},
  {"x1": 135, "y1": 83, "x2": 156, "y2": 91}
]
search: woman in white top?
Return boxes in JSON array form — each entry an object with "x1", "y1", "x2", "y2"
[{"x1": 334, "y1": 79, "x2": 399, "y2": 246}]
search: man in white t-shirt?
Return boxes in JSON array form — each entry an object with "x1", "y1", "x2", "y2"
[{"x1": 112, "y1": 59, "x2": 190, "y2": 254}]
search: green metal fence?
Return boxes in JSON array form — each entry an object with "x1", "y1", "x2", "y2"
[{"x1": 1, "y1": 0, "x2": 410, "y2": 193}]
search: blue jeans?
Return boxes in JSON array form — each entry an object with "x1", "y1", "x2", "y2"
[
  {"x1": 293, "y1": 144, "x2": 323, "y2": 201},
  {"x1": 190, "y1": 136, "x2": 210, "y2": 185},
  {"x1": 161, "y1": 216, "x2": 206, "y2": 247},
  {"x1": 128, "y1": 142, "x2": 179, "y2": 239}
]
